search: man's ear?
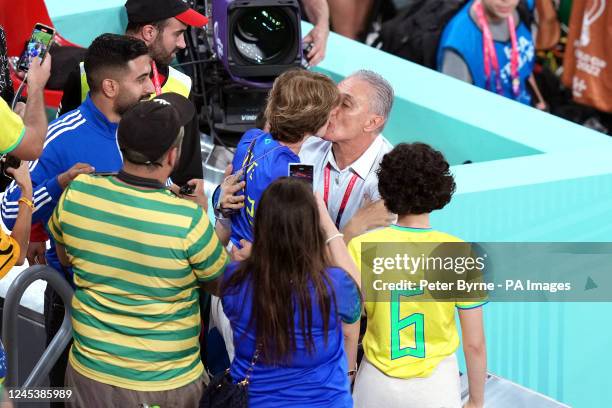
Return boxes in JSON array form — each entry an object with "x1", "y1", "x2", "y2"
[
  {"x1": 364, "y1": 115, "x2": 385, "y2": 133},
  {"x1": 140, "y1": 24, "x2": 158, "y2": 44},
  {"x1": 101, "y1": 79, "x2": 119, "y2": 99},
  {"x1": 166, "y1": 146, "x2": 179, "y2": 168}
]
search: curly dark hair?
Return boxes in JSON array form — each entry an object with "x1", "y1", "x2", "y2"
[{"x1": 377, "y1": 143, "x2": 456, "y2": 215}]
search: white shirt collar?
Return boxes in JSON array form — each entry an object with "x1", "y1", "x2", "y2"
[{"x1": 325, "y1": 136, "x2": 384, "y2": 179}]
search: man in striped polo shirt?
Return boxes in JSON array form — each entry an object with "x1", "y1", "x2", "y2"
[{"x1": 48, "y1": 93, "x2": 228, "y2": 407}]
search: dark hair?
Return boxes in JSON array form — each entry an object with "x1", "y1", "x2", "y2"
[
  {"x1": 265, "y1": 69, "x2": 340, "y2": 144},
  {"x1": 377, "y1": 143, "x2": 456, "y2": 215},
  {"x1": 125, "y1": 19, "x2": 168, "y2": 36},
  {"x1": 84, "y1": 34, "x2": 149, "y2": 92},
  {"x1": 222, "y1": 178, "x2": 336, "y2": 364}
]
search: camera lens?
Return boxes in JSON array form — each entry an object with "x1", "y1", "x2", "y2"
[{"x1": 233, "y1": 8, "x2": 293, "y2": 65}]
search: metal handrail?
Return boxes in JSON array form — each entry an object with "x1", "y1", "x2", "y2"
[{"x1": 2, "y1": 265, "x2": 74, "y2": 388}]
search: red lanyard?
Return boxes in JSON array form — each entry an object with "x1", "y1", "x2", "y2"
[
  {"x1": 474, "y1": 1, "x2": 520, "y2": 98},
  {"x1": 323, "y1": 163, "x2": 360, "y2": 229},
  {"x1": 151, "y1": 61, "x2": 163, "y2": 96}
]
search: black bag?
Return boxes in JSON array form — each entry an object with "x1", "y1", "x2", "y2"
[
  {"x1": 377, "y1": 0, "x2": 533, "y2": 69},
  {"x1": 200, "y1": 348, "x2": 259, "y2": 408},
  {"x1": 199, "y1": 369, "x2": 249, "y2": 408}
]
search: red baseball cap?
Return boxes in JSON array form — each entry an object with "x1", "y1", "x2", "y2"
[{"x1": 175, "y1": 7, "x2": 209, "y2": 27}]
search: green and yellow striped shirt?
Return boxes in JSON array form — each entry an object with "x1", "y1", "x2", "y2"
[{"x1": 48, "y1": 174, "x2": 228, "y2": 391}]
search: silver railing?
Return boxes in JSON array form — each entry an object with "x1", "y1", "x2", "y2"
[{"x1": 2, "y1": 265, "x2": 73, "y2": 388}]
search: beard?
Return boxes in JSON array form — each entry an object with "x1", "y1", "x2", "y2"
[
  {"x1": 114, "y1": 92, "x2": 151, "y2": 116},
  {"x1": 149, "y1": 38, "x2": 176, "y2": 66}
]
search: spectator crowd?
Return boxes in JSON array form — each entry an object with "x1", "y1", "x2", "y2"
[{"x1": 2, "y1": 0, "x2": 609, "y2": 407}]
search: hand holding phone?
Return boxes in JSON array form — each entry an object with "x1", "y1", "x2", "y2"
[
  {"x1": 18, "y1": 23, "x2": 55, "y2": 73},
  {"x1": 26, "y1": 54, "x2": 52, "y2": 91}
]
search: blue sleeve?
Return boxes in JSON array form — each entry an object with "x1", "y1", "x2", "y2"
[
  {"x1": 1, "y1": 141, "x2": 67, "y2": 230},
  {"x1": 330, "y1": 267, "x2": 362, "y2": 324},
  {"x1": 270, "y1": 150, "x2": 299, "y2": 180}
]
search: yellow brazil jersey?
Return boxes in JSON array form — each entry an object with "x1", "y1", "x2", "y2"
[
  {"x1": 0, "y1": 229, "x2": 19, "y2": 279},
  {"x1": 0, "y1": 98, "x2": 25, "y2": 154},
  {"x1": 348, "y1": 225, "x2": 486, "y2": 379}
]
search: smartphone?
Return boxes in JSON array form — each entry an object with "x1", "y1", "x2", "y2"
[
  {"x1": 288, "y1": 163, "x2": 314, "y2": 186},
  {"x1": 17, "y1": 23, "x2": 55, "y2": 72}
]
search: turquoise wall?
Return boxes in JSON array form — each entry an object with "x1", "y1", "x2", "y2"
[
  {"x1": 316, "y1": 25, "x2": 612, "y2": 408},
  {"x1": 45, "y1": 4, "x2": 612, "y2": 405}
]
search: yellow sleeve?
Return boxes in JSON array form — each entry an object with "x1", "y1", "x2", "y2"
[
  {"x1": 456, "y1": 301, "x2": 487, "y2": 309},
  {"x1": 185, "y1": 208, "x2": 228, "y2": 282},
  {"x1": 0, "y1": 229, "x2": 20, "y2": 279},
  {"x1": 47, "y1": 189, "x2": 67, "y2": 245},
  {"x1": 0, "y1": 98, "x2": 25, "y2": 154}
]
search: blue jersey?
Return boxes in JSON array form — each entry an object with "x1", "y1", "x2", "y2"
[
  {"x1": 437, "y1": 0, "x2": 535, "y2": 104},
  {"x1": 1, "y1": 95, "x2": 122, "y2": 279},
  {"x1": 229, "y1": 129, "x2": 299, "y2": 247},
  {"x1": 222, "y1": 262, "x2": 361, "y2": 407}
]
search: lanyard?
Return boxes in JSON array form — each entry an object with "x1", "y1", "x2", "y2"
[
  {"x1": 474, "y1": 1, "x2": 520, "y2": 98},
  {"x1": 151, "y1": 61, "x2": 163, "y2": 96},
  {"x1": 323, "y1": 163, "x2": 360, "y2": 229}
]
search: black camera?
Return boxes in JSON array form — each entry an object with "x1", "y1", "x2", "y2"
[{"x1": 1, "y1": 154, "x2": 21, "y2": 178}]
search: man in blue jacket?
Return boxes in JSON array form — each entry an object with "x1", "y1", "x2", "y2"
[{"x1": 1, "y1": 33, "x2": 154, "y2": 399}]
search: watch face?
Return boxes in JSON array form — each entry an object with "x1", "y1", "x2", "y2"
[{"x1": 212, "y1": 184, "x2": 222, "y2": 210}]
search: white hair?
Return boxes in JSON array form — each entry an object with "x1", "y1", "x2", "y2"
[{"x1": 347, "y1": 70, "x2": 394, "y2": 131}]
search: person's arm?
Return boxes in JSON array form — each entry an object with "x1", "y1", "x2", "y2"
[
  {"x1": 216, "y1": 165, "x2": 246, "y2": 247},
  {"x1": 1, "y1": 142, "x2": 94, "y2": 230},
  {"x1": 187, "y1": 208, "x2": 230, "y2": 297},
  {"x1": 26, "y1": 224, "x2": 48, "y2": 265},
  {"x1": 315, "y1": 192, "x2": 361, "y2": 287},
  {"x1": 342, "y1": 197, "x2": 394, "y2": 243},
  {"x1": 528, "y1": 74, "x2": 547, "y2": 110},
  {"x1": 342, "y1": 320, "x2": 360, "y2": 382},
  {"x1": 301, "y1": 0, "x2": 330, "y2": 66},
  {"x1": 458, "y1": 307, "x2": 487, "y2": 408},
  {"x1": 5, "y1": 162, "x2": 33, "y2": 265},
  {"x1": 54, "y1": 242, "x2": 71, "y2": 268},
  {"x1": 215, "y1": 221, "x2": 232, "y2": 247},
  {"x1": 47, "y1": 193, "x2": 70, "y2": 268},
  {"x1": 10, "y1": 55, "x2": 51, "y2": 160},
  {"x1": 327, "y1": 0, "x2": 374, "y2": 40},
  {"x1": 175, "y1": 178, "x2": 208, "y2": 210}
]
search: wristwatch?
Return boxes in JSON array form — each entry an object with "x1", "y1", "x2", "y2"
[{"x1": 212, "y1": 184, "x2": 234, "y2": 219}]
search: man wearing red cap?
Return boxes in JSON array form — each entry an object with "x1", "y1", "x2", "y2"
[
  {"x1": 31, "y1": 0, "x2": 210, "y2": 273},
  {"x1": 57, "y1": 0, "x2": 208, "y2": 186}
]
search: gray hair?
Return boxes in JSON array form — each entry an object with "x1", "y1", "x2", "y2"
[{"x1": 348, "y1": 70, "x2": 394, "y2": 131}]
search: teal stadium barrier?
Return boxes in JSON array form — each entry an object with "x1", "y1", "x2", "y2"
[{"x1": 45, "y1": 2, "x2": 612, "y2": 406}]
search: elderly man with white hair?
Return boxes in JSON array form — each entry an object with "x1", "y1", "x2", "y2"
[
  {"x1": 300, "y1": 69, "x2": 396, "y2": 241},
  {"x1": 219, "y1": 69, "x2": 396, "y2": 245}
]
